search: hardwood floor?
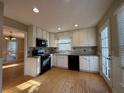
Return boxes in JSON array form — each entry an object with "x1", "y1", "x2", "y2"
[
  {"x1": 2, "y1": 63, "x2": 32, "y2": 93},
  {"x1": 3, "y1": 66, "x2": 111, "y2": 93}
]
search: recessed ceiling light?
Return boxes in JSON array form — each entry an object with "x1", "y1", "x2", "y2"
[
  {"x1": 74, "y1": 24, "x2": 78, "y2": 27},
  {"x1": 33, "y1": 7, "x2": 39, "y2": 13},
  {"x1": 58, "y1": 27, "x2": 61, "y2": 31}
]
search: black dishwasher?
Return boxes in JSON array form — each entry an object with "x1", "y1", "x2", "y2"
[{"x1": 68, "y1": 55, "x2": 79, "y2": 71}]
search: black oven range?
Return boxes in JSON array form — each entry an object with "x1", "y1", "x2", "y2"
[{"x1": 32, "y1": 48, "x2": 51, "y2": 75}]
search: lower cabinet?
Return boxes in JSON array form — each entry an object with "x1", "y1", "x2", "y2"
[
  {"x1": 51, "y1": 54, "x2": 99, "y2": 73},
  {"x1": 80, "y1": 56, "x2": 99, "y2": 72},
  {"x1": 51, "y1": 54, "x2": 56, "y2": 67},
  {"x1": 89, "y1": 56, "x2": 99, "y2": 72},
  {"x1": 25, "y1": 57, "x2": 40, "y2": 77},
  {"x1": 56, "y1": 55, "x2": 68, "y2": 69},
  {"x1": 80, "y1": 56, "x2": 90, "y2": 71}
]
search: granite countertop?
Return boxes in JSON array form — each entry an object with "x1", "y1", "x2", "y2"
[
  {"x1": 54, "y1": 52, "x2": 97, "y2": 56},
  {"x1": 27, "y1": 56, "x2": 40, "y2": 58}
]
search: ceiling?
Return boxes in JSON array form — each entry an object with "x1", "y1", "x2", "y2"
[
  {"x1": 3, "y1": 0, "x2": 113, "y2": 32},
  {"x1": 3, "y1": 26, "x2": 24, "y2": 38}
]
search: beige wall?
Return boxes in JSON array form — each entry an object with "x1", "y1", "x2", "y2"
[
  {"x1": 97, "y1": 0, "x2": 124, "y2": 93},
  {"x1": 2, "y1": 37, "x2": 24, "y2": 64},
  {"x1": 0, "y1": 1, "x2": 3, "y2": 93},
  {"x1": 4, "y1": 17, "x2": 28, "y2": 32},
  {"x1": 0, "y1": 2, "x2": 3, "y2": 57}
]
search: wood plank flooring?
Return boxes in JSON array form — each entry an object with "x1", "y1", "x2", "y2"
[
  {"x1": 2, "y1": 63, "x2": 32, "y2": 93},
  {"x1": 3, "y1": 65, "x2": 111, "y2": 93}
]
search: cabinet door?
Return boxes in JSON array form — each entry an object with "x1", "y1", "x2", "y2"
[
  {"x1": 62, "y1": 56, "x2": 68, "y2": 68},
  {"x1": 56, "y1": 55, "x2": 68, "y2": 69},
  {"x1": 79, "y1": 30, "x2": 88, "y2": 46},
  {"x1": 49, "y1": 33, "x2": 56, "y2": 47},
  {"x1": 25, "y1": 58, "x2": 38, "y2": 77},
  {"x1": 87, "y1": 29, "x2": 96, "y2": 46},
  {"x1": 80, "y1": 56, "x2": 90, "y2": 71},
  {"x1": 46, "y1": 32, "x2": 49, "y2": 46},
  {"x1": 72, "y1": 31, "x2": 80, "y2": 46},
  {"x1": 56, "y1": 55, "x2": 63, "y2": 67},
  {"x1": 42, "y1": 31, "x2": 47, "y2": 40},
  {"x1": 89, "y1": 56, "x2": 99, "y2": 72},
  {"x1": 51, "y1": 54, "x2": 54, "y2": 67},
  {"x1": 28, "y1": 25, "x2": 36, "y2": 47},
  {"x1": 51, "y1": 54, "x2": 57, "y2": 67},
  {"x1": 36, "y1": 27, "x2": 43, "y2": 39}
]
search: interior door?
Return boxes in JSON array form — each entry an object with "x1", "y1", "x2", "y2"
[{"x1": 101, "y1": 25, "x2": 112, "y2": 80}]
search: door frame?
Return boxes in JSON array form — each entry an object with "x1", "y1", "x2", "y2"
[
  {"x1": 99, "y1": 20, "x2": 112, "y2": 88},
  {"x1": 3, "y1": 26, "x2": 27, "y2": 75}
]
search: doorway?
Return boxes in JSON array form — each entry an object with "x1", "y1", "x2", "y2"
[
  {"x1": 100, "y1": 22, "x2": 112, "y2": 88},
  {"x1": 2, "y1": 26, "x2": 32, "y2": 93},
  {"x1": 2, "y1": 27, "x2": 25, "y2": 64}
]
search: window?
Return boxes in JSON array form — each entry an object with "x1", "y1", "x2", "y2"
[
  {"x1": 117, "y1": 7, "x2": 124, "y2": 67},
  {"x1": 8, "y1": 40, "x2": 17, "y2": 58},
  {"x1": 57, "y1": 38, "x2": 71, "y2": 51},
  {"x1": 117, "y1": 6, "x2": 124, "y2": 84}
]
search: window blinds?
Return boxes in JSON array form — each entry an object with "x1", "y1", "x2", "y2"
[{"x1": 117, "y1": 8, "x2": 124, "y2": 67}]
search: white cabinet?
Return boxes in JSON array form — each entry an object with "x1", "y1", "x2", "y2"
[
  {"x1": 36, "y1": 28, "x2": 49, "y2": 41},
  {"x1": 87, "y1": 28, "x2": 96, "y2": 46},
  {"x1": 51, "y1": 54, "x2": 57, "y2": 67},
  {"x1": 72, "y1": 31, "x2": 80, "y2": 46},
  {"x1": 89, "y1": 56, "x2": 99, "y2": 72},
  {"x1": 46, "y1": 32, "x2": 49, "y2": 46},
  {"x1": 56, "y1": 55, "x2": 68, "y2": 69},
  {"x1": 36, "y1": 27, "x2": 43, "y2": 39},
  {"x1": 28, "y1": 25, "x2": 36, "y2": 47},
  {"x1": 80, "y1": 56, "x2": 90, "y2": 71},
  {"x1": 25, "y1": 57, "x2": 40, "y2": 77},
  {"x1": 79, "y1": 30, "x2": 88, "y2": 46},
  {"x1": 42, "y1": 31, "x2": 47, "y2": 40},
  {"x1": 79, "y1": 56, "x2": 99, "y2": 72},
  {"x1": 72, "y1": 28, "x2": 97, "y2": 47},
  {"x1": 49, "y1": 33, "x2": 57, "y2": 47}
]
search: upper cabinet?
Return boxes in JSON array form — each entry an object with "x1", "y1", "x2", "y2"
[
  {"x1": 46, "y1": 32, "x2": 50, "y2": 47},
  {"x1": 36, "y1": 27, "x2": 49, "y2": 41},
  {"x1": 72, "y1": 28, "x2": 97, "y2": 47},
  {"x1": 49, "y1": 33, "x2": 57, "y2": 47},
  {"x1": 27, "y1": 25, "x2": 96, "y2": 48},
  {"x1": 27, "y1": 25, "x2": 36, "y2": 47},
  {"x1": 72, "y1": 31, "x2": 80, "y2": 46},
  {"x1": 87, "y1": 28, "x2": 96, "y2": 46},
  {"x1": 36, "y1": 27, "x2": 43, "y2": 39},
  {"x1": 42, "y1": 31, "x2": 47, "y2": 40},
  {"x1": 79, "y1": 30, "x2": 88, "y2": 46},
  {"x1": 28, "y1": 25, "x2": 50, "y2": 47}
]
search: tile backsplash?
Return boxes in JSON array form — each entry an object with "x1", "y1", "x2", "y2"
[{"x1": 72, "y1": 47, "x2": 97, "y2": 55}]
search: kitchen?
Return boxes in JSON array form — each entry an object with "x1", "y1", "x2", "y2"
[
  {"x1": 0, "y1": 0, "x2": 124, "y2": 93},
  {"x1": 25, "y1": 26, "x2": 99, "y2": 77}
]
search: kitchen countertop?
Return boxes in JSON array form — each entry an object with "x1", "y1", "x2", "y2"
[
  {"x1": 27, "y1": 56, "x2": 40, "y2": 58},
  {"x1": 54, "y1": 52, "x2": 98, "y2": 56}
]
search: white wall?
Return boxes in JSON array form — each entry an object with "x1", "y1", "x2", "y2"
[{"x1": 0, "y1": 1, "x2": 4, "y2": 93}]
